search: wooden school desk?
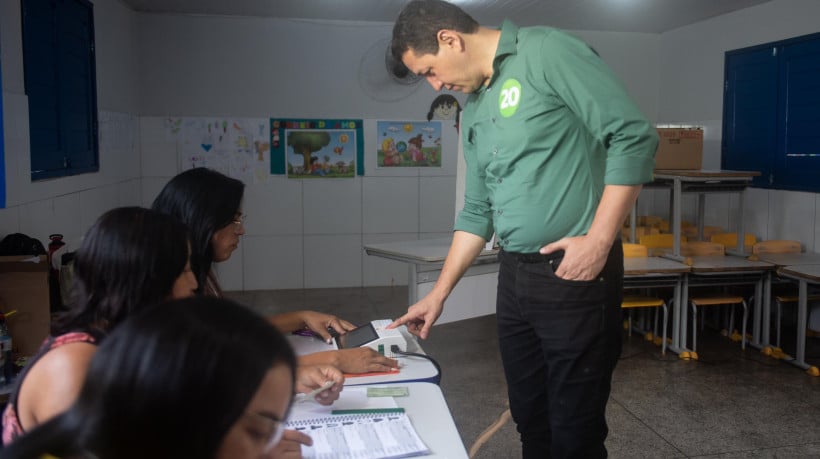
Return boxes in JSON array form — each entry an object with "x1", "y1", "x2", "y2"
[
  {"x1": 751, "y1": 252, "x2": 820, "y2": 349},
  {"x1": 287, "y1": 328, "x2": 440, "y2": 385},
  {"x1": 678, "y1": 255, "x2": 775, "y2": 352},
  {"x1": 623, "y1": 255, "x2": 690, "y2": 354},
  {"x1": 652, "y1": 170, "x2": 760, "y2": 257},
  {"x1": 364, "y1": 237, "x2": 500, "y2": 324},
  {"x1": 774, "y1": 264, "x2": 820, "y2": 376}
]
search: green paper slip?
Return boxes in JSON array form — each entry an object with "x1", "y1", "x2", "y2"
[{"x1": 367, "y1": 386, "x2": 409, "y2": 397}]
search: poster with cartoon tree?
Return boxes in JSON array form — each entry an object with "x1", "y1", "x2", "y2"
[
  {"x1": 270, "y1": 119, "x2": 363, "y2": 178},
  {"x1": 376, "y1": 121, "x2": 442, "y2": 168}
]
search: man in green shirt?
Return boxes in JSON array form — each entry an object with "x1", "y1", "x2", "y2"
[{"x1": 388, "y1": 1, "x2": 657, "y2": 457}]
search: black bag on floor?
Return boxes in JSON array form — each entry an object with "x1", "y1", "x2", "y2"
[{"x1": 0, "y1": 233, "x2": 46, "y2": 256}]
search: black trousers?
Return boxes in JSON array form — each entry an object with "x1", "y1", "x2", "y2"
[{"x1": 496, "y1": 243, "x2": 623, "y2": 458}]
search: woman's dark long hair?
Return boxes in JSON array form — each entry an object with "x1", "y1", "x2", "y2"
[
  {"x1": 152, "y1": 168, "x2": 244, "y2": 294},
  {"x1": 2, "y1": 297, "x2": 297, "y2": 459},
  {"x1": 52, "y1": 207, "x2": 190, "y2": 335}
]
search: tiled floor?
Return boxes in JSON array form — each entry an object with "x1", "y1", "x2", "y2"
[{"x1": 227, "y1": 286, "x2": 820, "y2": 459}]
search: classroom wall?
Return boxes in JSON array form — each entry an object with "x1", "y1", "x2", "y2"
[
  {"x1": 0, "y1": 0, "x2": 141, "y2": 249},
  {"x1": 644, "y1": 0, "x2": 820, "y2": 252},
  {"x1": 1, "y1": 1, "x2": 662, "y2": 290},
  {"x1": 134, "y1": 13, "x2": 660, "y2": 290},
  {"x1": 15, "y1": 1, "x2": 816, "y2": 290}
]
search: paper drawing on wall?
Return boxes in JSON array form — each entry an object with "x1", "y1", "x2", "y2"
[
  {"x1": 179, "y1": 117, "x2": 271, "y2": 183},
  {"x1": 377, "y1": 121, "x2": 442, "y2": 168},
  {"x1": 427, "y1": 94, "x2": 461, "y2": 131},
  {"x1": 165, "y1": 118, "x2": 182, "y2": 134}
]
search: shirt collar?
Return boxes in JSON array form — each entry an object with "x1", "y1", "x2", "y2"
[{"x1": 485, "y1": 20, "x2": 519, "y2": 90}]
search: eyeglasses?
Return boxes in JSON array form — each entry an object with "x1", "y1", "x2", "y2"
[
  {"x1": 244, "y1": 411, "x2": 285, "y2": 452},
  {"x1": 232, "y1": 213, "x2": 247, "y2": 230}
]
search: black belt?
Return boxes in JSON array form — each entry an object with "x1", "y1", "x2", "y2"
[{"x1": 500, "y1": 249, "x2": 564, "y2": 263}]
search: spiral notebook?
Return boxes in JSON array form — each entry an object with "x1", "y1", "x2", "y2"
[{"x1": 286, "y1": 387, "x2": 429, "y2": 459}]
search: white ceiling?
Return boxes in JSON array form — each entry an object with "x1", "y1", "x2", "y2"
[{"x1": 119, "y1": 0, "x2": 771, "y2": 34}]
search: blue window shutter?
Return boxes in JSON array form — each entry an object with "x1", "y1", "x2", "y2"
[
  {"x1": 0, "y1": 55, "x2": 6, "y2": 208},
  {"x1": 775, "y1": 38, "x2": 820, "y2": 191},
  {"x1": 722, "y1": 46, "x2": 778, "y2": 188},
  {"x1": 723, "y1": 31, "x2": 820, "y2": 193},
  {"x1": 22, "y1": 0, "x2": 98, "y2": 180}
]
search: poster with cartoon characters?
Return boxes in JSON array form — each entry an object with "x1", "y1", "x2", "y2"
[
  {"x1": 376, "y1": 121, "x2": 442, "y2": 168},
  {"x1": 175, "y1": 117, "x2": 271, "y2": 184},
  {"x1": 270, "y1": 119, "x2": 363, "y2": 178}
]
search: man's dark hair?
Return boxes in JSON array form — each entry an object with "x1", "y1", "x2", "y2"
[{"x1": 390, "y1": 0, "x2": 479, "y2": 77}]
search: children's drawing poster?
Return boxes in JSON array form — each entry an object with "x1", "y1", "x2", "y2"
[
  {"x1": 176, "y1": 117, "x2": 271, "y2": 184},
  {"x1": 376, "y1": 121, "x2": 442, "y2": 168},
  {"x1": 270, "y1": 119, "x2": 363, "y2": 178}
]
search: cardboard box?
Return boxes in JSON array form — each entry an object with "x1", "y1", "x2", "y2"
[
  {"x1": 0, "y1": 255, "x2": 50, "y2": 357},
  {"x1": 654, "y1": 128, "x2": 703, "y2": 170}
]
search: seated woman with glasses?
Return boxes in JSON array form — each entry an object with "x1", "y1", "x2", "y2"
[
  {"x1": 152, "y1": 168, "x2": 399, "y2": 375},
  {"x1": 1, "y1": 296, "x2": 299, "y2": 459},
  {"x1": 1, "y1": 207, "x2": 199, "y2": 445}
]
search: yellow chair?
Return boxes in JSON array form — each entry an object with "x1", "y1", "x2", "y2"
[
  {"x1": 639, "y1": 233, "x2": 687, "y2": 257},
  {"x1": 620, "y1": 226, "x2": 659, "y2": 242},
  {"x1": 636, "y1": 215, "x2": 664, "y2": 227},
  {"x1": 622, "y1": 243, "x2": 669, "y2": 355},
  {"x1": 686, "y1": 243, "x2": 748, "y2": 359},
  {"x1": 683, "y1": 225, "x2": 725, "y2": 240},
  {"x1": 752, "y1": 239, "x2": 802, "y2": 255},
  {"x1": 680, "y1": 241, "x2": 725, "y2": 258},
  {"x1": 702, "y1": 226, "x2": 726, "y2": 240},
  {"x1": 710, "y1": 233, "x2": 757, "y2": 252}
]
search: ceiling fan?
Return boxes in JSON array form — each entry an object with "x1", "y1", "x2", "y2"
[{"x1": 357, "y1": 37, "x2": 423, "y2": 102}]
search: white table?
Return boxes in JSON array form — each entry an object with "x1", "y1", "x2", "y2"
[
  {"x1": 288, "y1": 382, "x2": 469, "y2": 459},
  {"x1": 751, "y1": 252, "x2": 820, "y2": 347},
  {"x1": 775, "y1": 264, "x2": 820, "y2": 376},
  {"x1": 364, "y1": 237, "x2": 499, "y2": 324},
  {"x1": 623, "y1": 256, "x2": 690, "y2": 354},
  {"x1": 652, "y1": 170, "x2": 760, "y2": 257},
  {"x1": 678, "y1": 255, "x2": 775, "y2": 352},
  {"x1": 287, "y1": 329, "x2": 440, "y2": 385}
]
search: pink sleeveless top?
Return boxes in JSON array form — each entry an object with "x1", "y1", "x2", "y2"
[{"x1": 2, "y1": 332, "x2": 98, "y2": 445}]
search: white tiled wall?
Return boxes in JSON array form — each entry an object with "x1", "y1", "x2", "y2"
[
  {"x1": 768, "y1": 190, "x2": 816, "y2": 251},
  {"x1": 238, "y1": 235, "x2": 303, "y2": 291},
  {"x1": 0, "y1": 106, "x2": 142, "y2": 251},
  {"x1": 304, "y1": 179, "x2": 363, "y2": 235},
  {"x1": 362, "y1": 177, "x2": 418, "y2": 234},
  {"x1": 138, "y1": 116, "x2": 460, "y2": 290},
  {"x1": 304, "y1": 234, "x2": 363, "y2": 288}
]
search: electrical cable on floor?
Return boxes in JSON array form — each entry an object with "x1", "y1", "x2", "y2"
[{"x1": 467, "y1": 407, "x2": 511, "y2": 459}]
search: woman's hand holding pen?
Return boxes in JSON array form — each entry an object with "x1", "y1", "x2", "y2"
[{"x1": 295, "y1": 364, "x2": 344, "y2": 405}]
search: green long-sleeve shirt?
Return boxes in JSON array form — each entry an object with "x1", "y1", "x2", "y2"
[{"x1": 454, "y1": 21, "x2": 658, "y2": 253}]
